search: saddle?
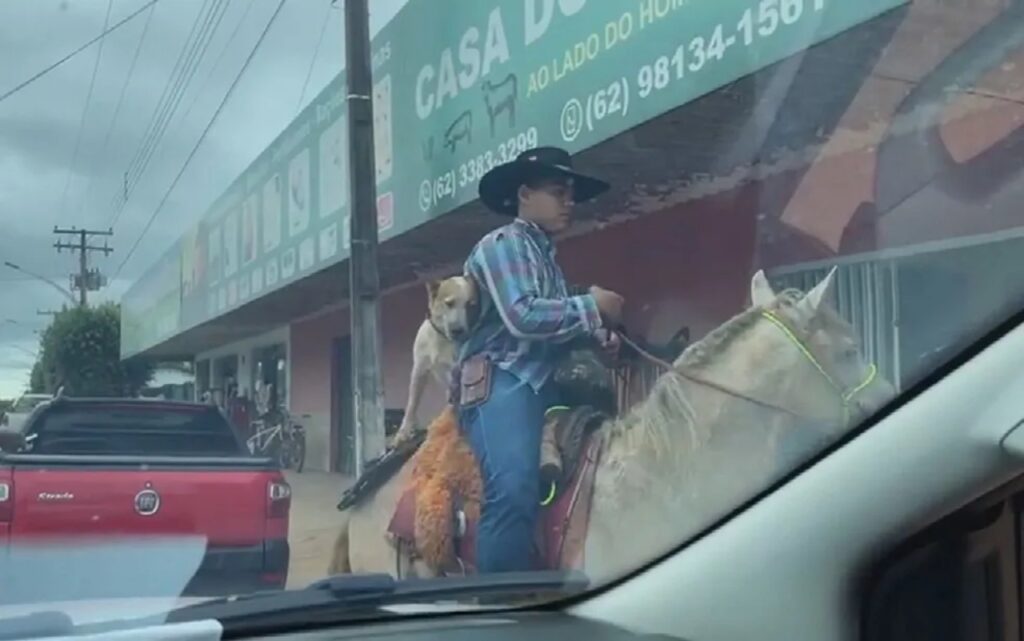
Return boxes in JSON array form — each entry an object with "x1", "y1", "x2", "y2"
[
  {"x1": 386, "y1": 403, "x2": 607, "y2": 575},
  {"x1": 335, "y1": 345, "x2": 615, "y2": 575}
]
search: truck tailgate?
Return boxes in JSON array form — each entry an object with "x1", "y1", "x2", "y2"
[{"x1": 8, "y1": 459, "x2": 273, "y2": 546}]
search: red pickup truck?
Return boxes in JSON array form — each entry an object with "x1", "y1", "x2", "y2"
[{"x1": 0, "y1": 398, "x2": 291, "y2": 596}]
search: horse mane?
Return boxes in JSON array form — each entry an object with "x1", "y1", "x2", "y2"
[
  {"x1": 604, "y1": 289, "x2": 805, "y2": 462},
  {"x1": 675, "y1": 289, "x2": 803, "y2": 369}
]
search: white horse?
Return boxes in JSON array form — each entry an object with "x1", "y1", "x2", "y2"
[{"x1": 329, "y1": 269, "x2": 895, "y2": 583}]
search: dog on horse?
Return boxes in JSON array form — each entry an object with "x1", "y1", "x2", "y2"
[{"x1": 394, "y1": 276, "x2": 478, "y2": 445}]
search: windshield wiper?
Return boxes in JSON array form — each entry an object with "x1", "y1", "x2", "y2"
[
  {"x1": 15, "y1": 571, "x2": 589, "y2": 639},
  {"x1": 164, "y1": 570, "x2": 589, "y2": 633}
]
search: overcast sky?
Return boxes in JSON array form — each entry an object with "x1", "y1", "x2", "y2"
[{"x1": 0, "y1": 0, "x2": 406, "y2": 398}]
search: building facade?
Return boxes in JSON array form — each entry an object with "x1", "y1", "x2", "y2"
[{"x1": 122, "y1": 0, "x2": 1024, "y2": 472}]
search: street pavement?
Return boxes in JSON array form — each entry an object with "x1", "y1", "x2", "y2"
[{"x1": 284, "y1": 470, "x2": 352, "y2": 589}]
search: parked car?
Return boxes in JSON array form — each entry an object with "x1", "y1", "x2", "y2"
[{"x1": 0, "y1": 397, "x2": 292, "y2": 596}]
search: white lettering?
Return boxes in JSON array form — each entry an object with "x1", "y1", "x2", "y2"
[
  {"x1": 415, "y1": 65, "x2": 435, "y2": 120},
  {"x1": 415, "y1": 7, "x2": 513, "y2": 119},
  {"x1": 526, "y1": 0, "x2": 587, "y2": 46},
  {"x1": 436, "y1": 49, "x2": 459, "y2": 109},
  {"x1": 525, "y1": 0, "x2": 553, "y2": 46},
  {"x1": 457, "y1": 27, "x2": 481, "y2": 89},
  {"x1": 560, "y1": 0, "x2": 586, "y2": 17},
  {"x1": 482, "y1": 8, "x2": 510, "y2": 75}
]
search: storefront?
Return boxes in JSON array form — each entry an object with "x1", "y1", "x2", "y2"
[{"x1": 122, "y1": 0, "x2": 1024, "y2": 472}]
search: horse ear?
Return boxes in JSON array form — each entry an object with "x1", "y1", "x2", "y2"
[
  {"x1": 750, "y1": 270, "x2": 776, "y2": 307},
  {"x1": 799, "y1": 266, "x2": 838, "y2": 315}
]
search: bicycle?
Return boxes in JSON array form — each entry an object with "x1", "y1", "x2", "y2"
[{"x1": 247, "y1": 408, "x2": 307, "y2": 473}]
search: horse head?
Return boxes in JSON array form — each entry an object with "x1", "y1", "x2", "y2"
[{"x1": 747, "y1": 267, "x2": 895, "y2": 435}]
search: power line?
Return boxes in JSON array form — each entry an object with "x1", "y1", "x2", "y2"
[
  {"x1": 108, "y1": 0, "x2": 217, "y2": 226},
  {"x1": 0, "y1": 0, "x2": 159, "y2": 105},
  {"x1": 128, "y1": 0, "x2": 231, "y2": 192},
  {"x1": 108, "y1": 0, "x2": 228, "y2": 228},
  {"x1": 128, "y1": 0, "x2": 256, "y2": 226},
  {"x1": 114, "y1": 0, "x2": 288, "y2": 280},
  {"x1": 296, "y1": 0, "x2": 334, "y2": 113},
  {"x1": 122, "y1": 0, "x2": 227, "y2": 190},
  {"x1": 76, "y1": 0, "x2": 158, "y2": 222},
  {"x1": 58, "y1": 0, "x2": 114, "y2": 219},
  {"x1": 114, "y1": 0, "x2": 218, "y2": 201},
  {"x1": 175, "y1": 1, "x2": 256, "y2": 136}
]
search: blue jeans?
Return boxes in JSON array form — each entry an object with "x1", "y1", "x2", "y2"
[{"x1": 460, "y1": 367, "x2": 549, "y2": 573}]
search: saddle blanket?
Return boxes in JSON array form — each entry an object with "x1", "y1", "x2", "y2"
[{"x1": 387, "y1": 433, "x2": 603, "y2": 574}]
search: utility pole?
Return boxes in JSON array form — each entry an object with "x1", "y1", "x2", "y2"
[
  {"x1": 52, "y1": 227, "x2": 113, "y2": 307},
  {"x1": 343, "y1": 0, "x2": 385, "y2": 477}
]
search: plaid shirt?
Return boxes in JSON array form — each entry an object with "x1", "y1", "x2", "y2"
[{"x1": 458, "y1": 218, "x2": 603, "y2": 393}]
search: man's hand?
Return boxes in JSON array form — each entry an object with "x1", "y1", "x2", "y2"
[{"x1": 590, "y1": 286, "x2": 625, "y2": 326}]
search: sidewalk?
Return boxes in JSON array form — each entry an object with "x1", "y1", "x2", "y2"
[{"x1": 284, "y1": 471, "x2": 352, "y2": 589}]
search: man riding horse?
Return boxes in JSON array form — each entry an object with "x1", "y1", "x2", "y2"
[{"x1": 455, "y1": 146, "x2": 626, "y2": 573}]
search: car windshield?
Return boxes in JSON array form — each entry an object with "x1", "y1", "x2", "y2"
[{"x1": 0, "y1": 0, "x2": 1021, "y2": 630}]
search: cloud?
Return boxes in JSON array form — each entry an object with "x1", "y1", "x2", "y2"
[
  {"x1": 0, "y1": 0, "x2": 409, "y2": 395},
  {"x1": 0, "y1": 0, "x2": 424, "y2": 396}
]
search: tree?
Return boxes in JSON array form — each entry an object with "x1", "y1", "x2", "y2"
[
  {"x1": 29, "y1": 361, "x2": 44, "y2": 394},
  {"x1": 34, "y1": 303, "x2": 153, "y2": 397}
]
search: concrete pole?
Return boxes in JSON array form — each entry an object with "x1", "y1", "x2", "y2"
[
  {"x1": 78, "y1": 230, "x2": 88, "y2": 307},
  {"x1": 343, "y1": 0, "x2": 385, "y2": 476}
]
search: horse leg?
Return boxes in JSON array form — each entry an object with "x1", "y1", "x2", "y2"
[{"x1": 328, "y1": 516, "x2": 352, "y2": 575}]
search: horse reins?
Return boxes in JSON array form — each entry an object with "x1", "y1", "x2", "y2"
[
  {"x1": 615, "y1": 311, "x2": 877, "y2": 423},
  {"x1": 616, "y1": 331, "x2": 808, "y2": 419}
]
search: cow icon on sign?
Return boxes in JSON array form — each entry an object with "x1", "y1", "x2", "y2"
[
  {"x1": 444, "y1": 111, "x2": 473, "y2": 154},
  {"x1": 482, "y1": 73, "x2": 517, "y2": 137}
]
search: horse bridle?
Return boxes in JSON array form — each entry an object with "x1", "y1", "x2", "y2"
[{"x1": 617, "y1": 310, "x2": 878, "y2": 425}]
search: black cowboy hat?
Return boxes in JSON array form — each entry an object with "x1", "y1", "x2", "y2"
[{"x1": 478, "y1": 146, "x2": 610, "y2": 216}]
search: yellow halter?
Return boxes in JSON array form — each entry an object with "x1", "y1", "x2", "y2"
[{"x1": 760, "y1": 310, "x2": 878, "y2": 425}]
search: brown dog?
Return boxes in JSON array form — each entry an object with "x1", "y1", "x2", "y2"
[{"x1": 395, "y1": 276, "x2": 478, "y2": 443}]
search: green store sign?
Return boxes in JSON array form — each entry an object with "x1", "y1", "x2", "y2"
[
  {"x1": 121, "y1": 247, "x2": 181, "y2": 357},
  {"x1": 122, "y1": 0, "x2": 906, "y2": 356}
]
